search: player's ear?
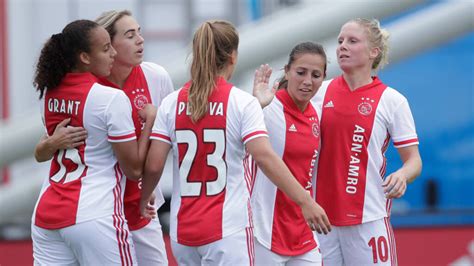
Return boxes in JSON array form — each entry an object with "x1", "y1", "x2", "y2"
[
  {"x1": 229, "y1": 50, "x2": 237, "y2": 65},
  {"x1": 369, "y1": 47, "x2": 380, "y2": 61},
  {"x1": 79, "y1": 52, "x2": 91, "y2": 66},
  {"x1": 284, "y1": 64, "x2": 290, "y2": 80}
]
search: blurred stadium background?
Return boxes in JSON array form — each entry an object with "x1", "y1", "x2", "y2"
[{"x1": 0, "y1": 0, "x2": 473, "y2": 265}]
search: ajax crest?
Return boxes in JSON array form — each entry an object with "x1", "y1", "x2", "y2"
[
  {"x1": 358, "y1": 97, "x2": 374, "y2": 116},
  {"x1": 312, "y1": 122, "x2": 320, "y2": 137},
  {"x1": 132, "y1": 88, "x2": 149, "y2": 109}
]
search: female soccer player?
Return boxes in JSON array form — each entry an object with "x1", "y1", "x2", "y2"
[
  {"x1": 312, "y1": 18, "x2": 422, "y2": 266},
  {"x1": 32, "y1": 19, "x2": 155, "y2": 265},
  {"x1": 251, "y1": 42, "x2": 329, "y2": 266},
  {"x1": 34, "y1": 10, "x2": 174, "y2": 264},
  {"x1": 95, "y1": 10, "x2": 173, "y2": 265},
  {"x1": 140, "y1": 20, "x2": 330, "y2": 265}
]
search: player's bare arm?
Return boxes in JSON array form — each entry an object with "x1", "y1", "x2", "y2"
[
  {"x1": 112, "y1": 104, "x2": 157, "y2": 180},
  {"x1": 246, "y1": 136, "x2": 331, "y2": 234},
  {"x1": 383, "y1": 145, "x2": 422, "y2": 199},
  {"x1": 140, "y1": 140, "x2": 170, "y2": 219}
]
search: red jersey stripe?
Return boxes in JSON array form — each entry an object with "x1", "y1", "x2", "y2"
[
  {"x1": 242, "y1": 130, "x2": 268, "y2": 143},
  {"x1": 150, "y1": 133, "x2": 171, "y2": 143},
  {"x1": 108, "y1": 133, "x2": 136, "y2": 141},
  {"x1": 393, "y1": 138, "x2": 418, "y2": 147}
]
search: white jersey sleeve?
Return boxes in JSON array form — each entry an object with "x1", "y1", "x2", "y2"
[
  {"x1": 239, "y1": 95, "x2": 268, "y2": 144},
  {"x1": 382, "y1": 88, "x2": 419, "y2": 148},
  {"x1": 141, "y1": 62, "x2": 175, "y2": 106},
  {"x1": 150, "y1": 90, "x2": 179, "y2": 144},
  {"x1": 106, "y1": 90, "x2": 137, "y2": 142}
]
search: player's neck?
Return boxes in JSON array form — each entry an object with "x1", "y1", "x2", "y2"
[
  {"x1": 108, "y1": 63, "x2": 134, "y2": 88},
  {"x1": 342, "y1": 69, "x2": 373, "y2": 92}
]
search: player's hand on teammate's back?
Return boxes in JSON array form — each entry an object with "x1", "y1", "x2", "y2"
[
  {"x1": 51, "y1": 118, "x2": 88, "y2": 149},
  {"x1": 300, "y1": 194, "x2": 331, "y2": 234}
]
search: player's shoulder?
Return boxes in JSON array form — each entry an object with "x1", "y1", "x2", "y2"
[
  {"x1": 381, "y1": 86, "x2": 408, "y2": 104},
  {"x1": 229, "y1": 86, "x2": 255, "y2": 102},
  {"x1": 161, "y1": 87, "x2": 181, "y2": 105},
  {"x1": 140, "y1": 61, "x2": 170, "y2": 78},
  {"x1": 90, "y1": 82, "x2": 123, "y2": 97},
  {"x1": 89, "y1": 83, "x2": 129, "y2": 108}
]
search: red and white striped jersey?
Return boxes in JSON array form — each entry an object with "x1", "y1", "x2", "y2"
[
  {"x1": 252, "y1": 89, "x2": 320, "y2": 256},
  {"x1": 151, "y1": 77, "x2": 267, "y2": 246},
  {"x1": 311, "y1": 76, "x2": 419, "y2": 226},
  {"x1": 100, "y1": 62, "x2": 174, "y2": 230},
  {"x1": 33, "y1": 72, "x2": 136, "y2": 229}
]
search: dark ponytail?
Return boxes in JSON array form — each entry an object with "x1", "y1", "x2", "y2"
[{"x1": 33, "y1": 20, "x2": 99, "y2": 99}]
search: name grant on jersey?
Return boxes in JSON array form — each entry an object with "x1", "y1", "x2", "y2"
[
  {"x1": 346, "y1": 125, "x2": 365, "y2": 194},
  {"x1": 47, "y1": 98, "x2": 81, "y2": 116},
  {"x1": 178, "y1": 101, "x2": 224, "y2": 116}
]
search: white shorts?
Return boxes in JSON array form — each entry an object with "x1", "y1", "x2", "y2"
[
  {"x1": 254, "y1": 239, "x2": 322, "y2": 266},
  {"x1": 32, "y1": 215, "x2": 136, "y2": 265},
  {"x1": 132, "y1": 218, "x2": 168, "y2": 266},
  {"x1": 318, "y1": 217, "x2": 397, "y2": 266},
  {"x1": 171, "y1": 227, "x2": 255, "y2": 266}
]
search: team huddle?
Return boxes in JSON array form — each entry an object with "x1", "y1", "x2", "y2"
[{"x1": 31, "y1": 9, "x2": 422, "y2": 266}]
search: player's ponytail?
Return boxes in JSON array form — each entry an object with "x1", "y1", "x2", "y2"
[
  {"x1": 188, "y1": 20, "x2": 239, "y2": 123},
  {"x1": 34, "y1": 20, "x2": 99, "y2": 99},
  {"x1": 352, "y1": 18, "x2": 390, "y2": 71}
]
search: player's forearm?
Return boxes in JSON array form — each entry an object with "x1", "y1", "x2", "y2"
[
  {"x1": 141, "y1": 140, "x2": 169, "y2": 206},
  {"x1": 34, "y1": 135, "x2": 56, "y2": 162},
  {"x1": 396, "y1": 145, "x2": 422, "y2": 183},
  {"x1": 141, "y1": 163, "x2": 162, "y2": 207},
  {"x1": 248, "y1": 138, "x2": 310, "y2": 206},
  {"x1": 257, "y1": 152, "x2": 310, "y2": 206},
  {"x1": 398, "y1": 156, "x2": 422, "y2": 184},
  {"x1": 138, "y1": 121, "x2": 153, "y2": 170}
]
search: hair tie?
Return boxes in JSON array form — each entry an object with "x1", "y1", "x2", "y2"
[{"x1": 51, "y1": 33, "x2": 63, "y2": 41}]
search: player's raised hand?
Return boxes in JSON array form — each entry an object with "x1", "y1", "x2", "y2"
[{"x1": 253, "y1": 64, "x2": 277, "y2": 108}]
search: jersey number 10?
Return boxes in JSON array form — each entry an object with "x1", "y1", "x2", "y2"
[{"x1": 368, "y1": 236, "x2": 389, "y2": 263}]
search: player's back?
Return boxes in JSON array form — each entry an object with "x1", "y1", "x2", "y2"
[
  {"x1": 34, "y1": 72, "x2": 136, "y2": 229},
  {"x1": 152, "y1": 77, "x2": 267, "y2": 246}
]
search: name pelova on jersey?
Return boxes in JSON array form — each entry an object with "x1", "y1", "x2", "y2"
[{"x1": 178, "y1": 101, "x2": 224, "y2": 116}]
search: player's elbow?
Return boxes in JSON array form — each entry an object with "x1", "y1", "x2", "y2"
[
  {"x1": 34, "y1": 150, "x2": 51, "y2": 163},
  {"x1": 414, "y1": 156, "x2": 423, "y2": 179},
  {"x1": 144, "y1": 162, "x2": 163, "y2": 181},
  {"x1": 124, "y1": 166, "x2": 142, "y2": 181}
]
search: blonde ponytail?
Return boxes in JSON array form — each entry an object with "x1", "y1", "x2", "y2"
[
  {"x1": 352, "y1": 18, "x2": 390, "y2": 70},
  {"x1": 188, "y1": 20, "x2": 239, "y2": 122}
]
